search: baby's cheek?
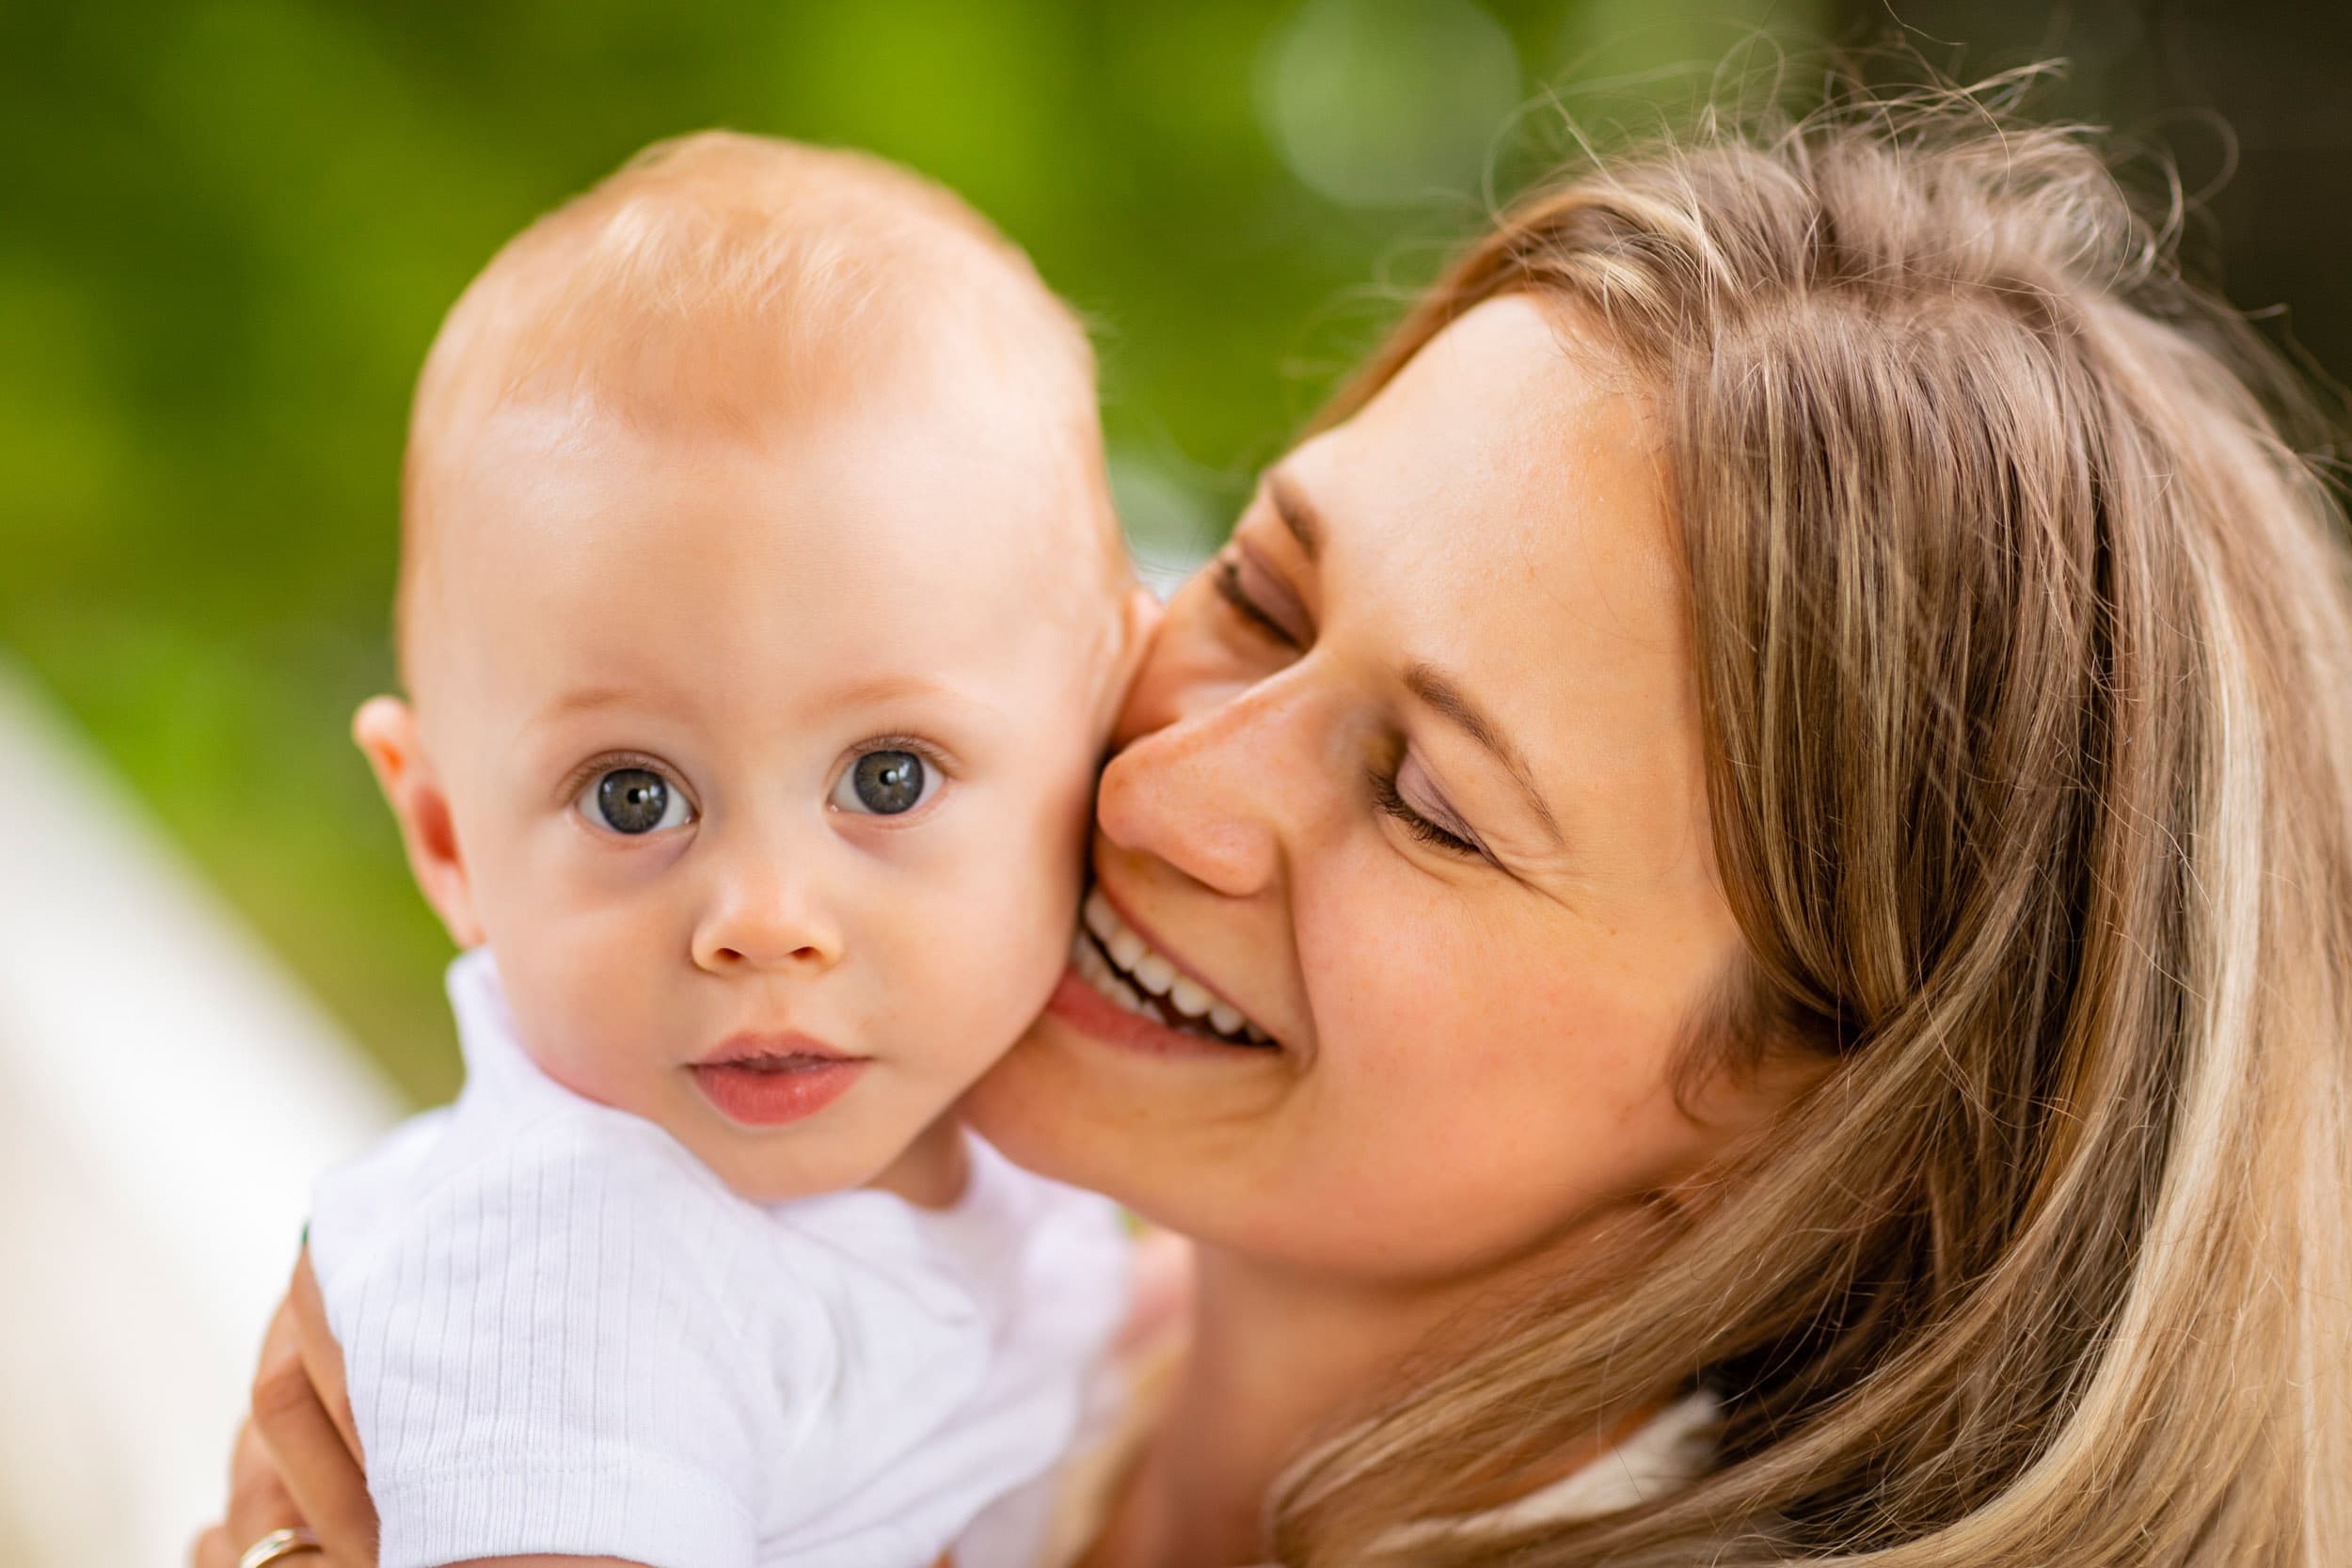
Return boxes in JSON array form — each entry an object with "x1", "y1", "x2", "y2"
[
  {"x1": 920, "y1": 843, "x2": 1080, "y2": 1046},
  {"x1": 540, "y1": 1037, "x2": 644, "y2": 1112},
  {"x1": 494, "y1": 920, "x2": 674, "y2": 1106},
  {"x1": 507, "y1": 984, "x2": 645, "y2": 1111}
]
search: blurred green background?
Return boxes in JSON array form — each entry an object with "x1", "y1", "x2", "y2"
[{"x1": 6, "y1": 1, "x2": 2347, "y2": 1102}]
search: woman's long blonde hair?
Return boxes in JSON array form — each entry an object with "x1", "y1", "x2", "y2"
[{"x1": 1271, "y1": 66, "x2": 2352, "y2": 1567}]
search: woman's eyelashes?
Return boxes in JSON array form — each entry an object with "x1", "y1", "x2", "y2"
[
  {"x1": 1213, "y1": 550, "x2": 1304, "y2": 647},
  {"x1": 1369, "y1": 763, "x2": 1486, "y2": 861},
  {"x1": 1213, "y1": 550, "x2": 1490, "y2": 863},
  {"x1": 578, "y1": 762, "x2": 696, "y2": 835}
]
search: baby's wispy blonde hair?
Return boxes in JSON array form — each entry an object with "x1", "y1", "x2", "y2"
[{"x1": 395, "y1": 131, "x2": 1107, "y2": 681}]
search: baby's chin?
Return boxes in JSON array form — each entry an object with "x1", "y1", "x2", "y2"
[
  {"x1": 653, "y1": 1074, "x2": 971, "y2": 1207},
  {"x1": 674, "y1": 1120, "x2": 900, "y2": 1206}
]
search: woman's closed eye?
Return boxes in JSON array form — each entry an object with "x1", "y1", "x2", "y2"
[
  {"x1": 1370, "y1": 759, "x2": 1486, "y2": 861},
  {"x1": 1212, "y1": 547, "x2": 1307, "y2": 648},
  {"x1": 1211, "y1": 546, "x2": 1492, "y2": 864}
]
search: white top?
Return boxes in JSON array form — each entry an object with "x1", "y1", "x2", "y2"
[
  {"x1": 1370, "y1": 1387, "x2": 1719, "y2": 1553},
  {"x1": 1019, "y1": 1269, "x2": 1721, "y2": 1568},
  {"x1": 310, "y1": 951, "x2": 1132, "y2": 1568}
]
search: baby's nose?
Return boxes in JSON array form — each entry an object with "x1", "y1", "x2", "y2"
[{"x1": 691, "y1": 876, "x2": 843, "y2": 974}]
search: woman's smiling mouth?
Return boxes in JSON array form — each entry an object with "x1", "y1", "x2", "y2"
[{"x1": 1072, "y1": 887, "x2": 1276, "y2": 1048}]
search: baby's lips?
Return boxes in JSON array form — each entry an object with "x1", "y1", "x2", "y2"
[{"x1": 696, "y1": 1029, "x2": 859, "y2": 1068}]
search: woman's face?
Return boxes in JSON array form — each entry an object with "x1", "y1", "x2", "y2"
[{"x1": 967, "y1": 295, "x2": 1778, "y2": 1286}]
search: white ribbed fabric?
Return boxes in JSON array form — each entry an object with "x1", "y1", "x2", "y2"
[{"x1": 310, "y1": 950, "x2": 1131, "y2": 1568}]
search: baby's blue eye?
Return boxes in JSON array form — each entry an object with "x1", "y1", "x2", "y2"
[
  {"x1": 580, "y1": 767, "x2": 694, "y2": 834},
  {"x1": 831, "y1": 750, "x2": 933, "y2": 816}
]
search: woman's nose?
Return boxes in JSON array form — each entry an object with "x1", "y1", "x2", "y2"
[
  {"x1": 1096, "y1": 671, "x2": 1315, "y2": 899},
  {"x1": 691, "y1": 862, "x2": 844, "y2": 975}
]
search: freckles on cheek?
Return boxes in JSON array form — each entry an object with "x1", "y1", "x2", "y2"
[{"x1": 1347, "y1": 923, "x2": 1675, "y2": 1135}]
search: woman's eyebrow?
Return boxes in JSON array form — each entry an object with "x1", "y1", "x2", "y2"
[
  {"x1": 1404, "y1": 661, "x2": 1564, "y2": 845},
  {"x1": 1265, "y1": 470, "x2": 1323, "y2": 561}
]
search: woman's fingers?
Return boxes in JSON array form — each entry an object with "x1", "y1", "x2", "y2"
[
  {"x1": 189, "y1": 1520, "x2": 252, "y2": 1568},
  {"x1": 208, "y1": 1415, "x2": 305, "y2": 1563},
  {"x1": 248, "y1": 1272, "x2": 377, "y2": 1560},
  {"x1": 288, "y1": 1250, "x2": 359, "y2": 1456},
  {"x1": 1115, "y1": 1227, "x2": 1194, "y2": 1355},
  {"x1": 195, "y1": 1255, "x2": 373, "y2": 1568}
]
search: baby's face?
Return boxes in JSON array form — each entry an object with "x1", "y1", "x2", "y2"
[{"x1": 400, "y1": 357, "x2": 1125, "y2": 1202}]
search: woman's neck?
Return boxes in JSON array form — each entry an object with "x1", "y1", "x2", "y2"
[{"x1": 1089, "y1": 1247, "x2": 1491, "y2": 1568}]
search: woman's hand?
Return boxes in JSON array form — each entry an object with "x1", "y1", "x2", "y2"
[
  {"x1": 190, "y1": 1249, "x2": 377, "y2": 1567},
  {"x1": 1116, "y1": 1227, "x2": 1194, "y2": 1357}
]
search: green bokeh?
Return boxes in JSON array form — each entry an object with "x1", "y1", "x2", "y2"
[{"x1": 0, "y1": 1, "x2": 1805, "y2": 1101}]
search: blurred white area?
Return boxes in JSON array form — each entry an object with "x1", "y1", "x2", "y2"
[{"x1": 0, "y1": 659, "x2": 399, "y2": 1566}]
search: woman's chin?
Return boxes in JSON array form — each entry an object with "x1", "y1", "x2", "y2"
[{"x1": 958, "y1": 1002, "x2": 1115, "y2": 1186}]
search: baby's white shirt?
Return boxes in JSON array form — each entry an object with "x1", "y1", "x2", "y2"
[{"x1": 309, "y1": 950, "x2": 1131, "y2": 1568}]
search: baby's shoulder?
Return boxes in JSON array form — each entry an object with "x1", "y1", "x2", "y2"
[
  {"x1": 954, "y1": 1135, "x2": 1135, "y2": 1298},
  {"x1": 321, "y1": 1086, "x2": 707, "y2": 1208},
  {"x1": 309, "y1": 1097, "x2": 761, "y2": 1322}
]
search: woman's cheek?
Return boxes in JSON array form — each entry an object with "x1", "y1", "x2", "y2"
[
  {"x1": 1307, "y1": 914, "x2": 1675, "y2": 1225},
  {"x1": 1304, "y1": 861, "x2": 1511, "y2": 1073},
  {"x1": 1114, "y1": 582, "x2": 1275, "y2": 747}
]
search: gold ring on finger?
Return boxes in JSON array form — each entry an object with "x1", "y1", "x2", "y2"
[{"x1": 237, "y1": 1527, "x2": 324, "y2": 1568}]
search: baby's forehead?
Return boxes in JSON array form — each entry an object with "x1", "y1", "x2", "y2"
[
  {"x1": 413, "y1": 377, "x2": 1116, "y2": 710},
  {"x1": 465, "y1": 375, "x2": 1090, "y2": 571},
  {"x1": 399, "y1": 133, "x2": 1114, "y2": 685}
]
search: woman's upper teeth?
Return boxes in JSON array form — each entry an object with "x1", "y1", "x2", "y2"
[{"x1": 1080, "y1": 888, "x2": 1271, "y2": 1045}]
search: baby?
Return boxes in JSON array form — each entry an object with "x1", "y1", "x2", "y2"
[{"x1": 311, "y1": 133, "x2": 1150, "y2": 1568}]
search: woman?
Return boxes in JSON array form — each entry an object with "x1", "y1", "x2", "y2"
[{"x1": 204, "y1": 72, "x2": 2352, "y2": 1566}]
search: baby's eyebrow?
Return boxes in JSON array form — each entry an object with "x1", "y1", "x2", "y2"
[
  {"x1": 539, "y1": 685, "x2": 637, "y2": 720},
  {"x1": 818, "y1": 672, "x2": 955, "y2": 707},
  {"x1": 531, "y1": 673, "x2": 998, "y2": 731},
  {"x1": 811, "y1": 671, "x2": 1008, "y2": 720}
]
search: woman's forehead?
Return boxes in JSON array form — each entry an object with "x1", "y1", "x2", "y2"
[
  {"x1": 1293, "y1": 296, "x2": 1680, "y2": 654},
  {"x1": 1286, "y1": 295, "x2": 1702, "y2": 847}
]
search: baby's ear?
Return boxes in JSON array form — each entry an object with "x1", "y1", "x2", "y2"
[
  {"x1": 1122, "y1": 583, "x2": 1163, "y2": 648},
  {"x1": 353, "y1": 696, "x2": 485, "y2": 948},
  {"x1": 1089, "y1": 586, "x2": 1162, "y2": 737},
  {"x1": 1114, "y1": 584, "x2": 1163, "y2": 686}
]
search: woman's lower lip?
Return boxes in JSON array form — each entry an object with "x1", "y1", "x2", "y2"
[
  {"x1": 1044, "y1": 965, "x2": 1273, "y2": 1060},
  {"x1": 691, "y1": 1058, "x2": 866, "y2": 1126}
]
